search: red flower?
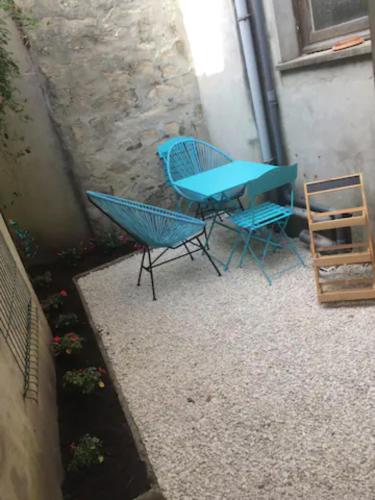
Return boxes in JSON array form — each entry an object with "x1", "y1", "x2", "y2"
[
  {"x1": 69, "y1": 442, "x2": 76, "y2": 451},
  {"x1": 53, "y1": 336, "x2": 62, "y2": 343},
  {"x1": 97, "y1": 367, "x2": 106, "y2": 374},
  {"x1": 59, "y1": 290, "x2": 68, "y2": 297}
]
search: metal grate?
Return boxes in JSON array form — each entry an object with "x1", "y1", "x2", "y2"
[{"x1": 0, "y1": 230, "x2": 39, "y2": 400}]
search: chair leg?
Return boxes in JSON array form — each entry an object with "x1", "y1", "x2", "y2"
[
  {"x1": 247, "y1": 243, "x2": 273, "y2": 285},
  {"x1": 197, "y1": 204, "x2": 211, "y2": 250},
  {"x1": 225, "y1": 232, "x2": 242, "y2": 271},
  {"x1": 196, "y1": 236, "x2": 222, "y2": 277},
  {"x1": 137, "y1": 247, "x2": 146, "y2": 286},
  {"x1": 183, "y1": 242, "x2": 194, "y2": 261},
  {"x1": 237, "y1": 197, "x2": 244, "y2": 211},
  {"x1": 239, "y1": 232, "x2": 252, "y2": 268},
  {"x1": 205, "y1": 214, "x2": 218, "y2": 248},
  {"x1": 147, "y1": 248, "x2": 157, "y2": 300},
  {"x1": 240, "y1": 231, "x2": 272, "y2": 284},
  {"x1": 278, "y1": 223, "x2": 305, "y2": 266}
]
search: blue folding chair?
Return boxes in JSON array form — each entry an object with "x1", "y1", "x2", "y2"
[
  {"x1": 225, "y1": 164, "x2": 304, "y2": 283},
  {"x1": 87, "y1": 191, "x2": 221, "y2": 300}
]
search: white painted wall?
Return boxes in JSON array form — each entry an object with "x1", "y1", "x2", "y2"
[
  {"x1": 264, "y1": 0, "x2": 375, "y2": 215},
  {"x1": 178, "y1": 0, "x2": 262, "y2": 161}
]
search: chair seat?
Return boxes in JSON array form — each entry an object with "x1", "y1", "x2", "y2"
[{"x1": 229, "y1": 202, "x2": 292, "y2": 230}]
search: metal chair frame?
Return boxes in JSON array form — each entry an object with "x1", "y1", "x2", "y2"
[
  {"x1": 224, "y1": 164, "x2": 304, "y2": 283},
  {"x1": 87, "y1": 191, "x2": 221, "y2": 300}
]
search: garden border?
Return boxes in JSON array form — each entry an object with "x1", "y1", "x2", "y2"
[{"x1": 74, "y1": 252, "x2": 165, "y2": 500}]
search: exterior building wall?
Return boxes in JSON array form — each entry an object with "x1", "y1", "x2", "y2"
[
  {"x1": 0, "y1": 213, "x2": 63, "y2": 500},
  {"x1": 178, "y1": 0, "x2": 262, "y2": 161},
  {"x1": 0, "y1": 18, "x2": 90, "y2": 251},
  {"x1": 264, "y1": 0, "x2": 375, "y2": 215},
  {"x1": 19, "y1": 0, "x2": 208, "y2": 228}
]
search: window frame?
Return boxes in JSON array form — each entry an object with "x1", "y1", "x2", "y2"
[{"x1": 293, "y1": 0, "x2": 370, "y2": 53}]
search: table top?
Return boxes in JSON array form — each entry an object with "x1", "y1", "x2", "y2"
[{"x1": 174, "y1": 160, "x2": 278, "y2": 198}]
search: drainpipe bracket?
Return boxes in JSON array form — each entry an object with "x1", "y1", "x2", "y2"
[{"x1": 237, "y1": 13, "x2": 252, "y2": 23}]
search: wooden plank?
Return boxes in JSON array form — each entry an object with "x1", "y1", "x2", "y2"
[
  {"x1": 313, "y1": 206, "x2": 365, "y2": 218},
  {"x1": 310, "y1": 215, "x2": 366, "y2": 231},
  {"x1": 317, "y1": 242, "x2": 368, "y2": 253},
  {"x1": 314, "y1": 251, "x2": 372, "y2": 267},
  {"x1": 319, "y1": 287, "x2": 375, "y2": 303},
  {"x1": 320, "y1": 277, "x2": 374, "y2": 288}
]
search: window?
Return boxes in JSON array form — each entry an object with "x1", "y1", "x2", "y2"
[{"x1": 293, "y1": 0, "x2": 369, "y2": 53}]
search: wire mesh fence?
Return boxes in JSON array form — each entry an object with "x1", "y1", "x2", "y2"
[{"x1": 0, "y1": 229, "x2": 38, "y2": 400}]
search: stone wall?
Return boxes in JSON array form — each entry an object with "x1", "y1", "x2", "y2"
[
  {"x1": 0, "y1": 17, "x2": 91, "y2": 251},
  {"x1": 0, "y1": 213, "x2": 63, "y2": 500},
  {"x1": 19, "y1": 0, "x2": 208, "y2": 228}
]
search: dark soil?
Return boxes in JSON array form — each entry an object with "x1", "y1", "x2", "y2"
[{"x1": 30, "y1": 245, "x2": 150, "y2": 500}]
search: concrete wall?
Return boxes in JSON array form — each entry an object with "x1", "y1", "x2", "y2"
[
  {"x1": 264, "y1": 0, "x2": 375, "y2": 215},
  {"x1": 0, "y1": 213, "x2": 62, "y2": 500},
  {"x1": 0, "y1": 17, "x2": 90, "y2": 251},
  {"x1": 18, "y1": 0, "x2": 208, "y2": 228},
  {"x1": 178, "y1": 0, "x2": 261, "y2": 161}
]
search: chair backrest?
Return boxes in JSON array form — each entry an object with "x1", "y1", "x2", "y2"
[
  {"x1": 86, "y1": 191, "x2": 204, "y2": 248},
  {"x1": 247, "y1": 163, "x2": 298, "y2": 201},
  {"x1": 157, "y1": 136, "x2": 195, "y2": 165},
  {"x1": 166, "y1": 138, "x2": 233, "y2": 198}
]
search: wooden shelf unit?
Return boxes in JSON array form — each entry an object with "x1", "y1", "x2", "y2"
[{"x1": 304, "y1": 173, "x2": 375, "y2": 303}]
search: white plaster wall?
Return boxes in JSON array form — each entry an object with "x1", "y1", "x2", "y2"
[
  {"x1": 264, "y1": 0, "x2": 375, "y2": 216},
  {"x1": 179, "y1": 0, "x2": 261, "y2": 161}
]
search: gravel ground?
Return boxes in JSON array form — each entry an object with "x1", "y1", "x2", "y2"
[{"x1": 77, "y1": 230, "x2": 375, "y2": 500}]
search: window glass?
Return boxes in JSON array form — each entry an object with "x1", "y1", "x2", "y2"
[{"x1": 310, "y1": 0, "x2": 368, "y2": 31}]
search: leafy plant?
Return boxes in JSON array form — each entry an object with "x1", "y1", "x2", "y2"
[
  {"x1": 50, "y1": 332, "x2": 84, "y2": 357},
  {"x1": 8, "y1": 219, "x2": 38, "y2": 259},
  {"x1": 55, "y1": 313, "x2": 79, "y2": 331},
  {"x1": 31, "y1": 271, "x2": 52, "y2": 289},
  {"x1": 41, "y1": 289, "x2": 67, "y2": 313},
  {"x1": 63, "y1": 367, "x2": 106, "y2": 395},
  {"x1": 0, "y1": 0, "x2": 34, "y2": 156},
  {"x1": 95, "y1": 230, "x2": 129, "y2": 253},
  {"x1": 56, "y1": 246, "x2": 85, "y2": 267},
  {"x1": 68, "y1": 434, "x2": 104, "y2": 472},
  {"x1": 56, "y1": 239, "x2": 99, "y2": 266}
]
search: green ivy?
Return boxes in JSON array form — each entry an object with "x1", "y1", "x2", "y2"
[{"x1": 0, "y1": 0, "x2": 34, "y2": 153}]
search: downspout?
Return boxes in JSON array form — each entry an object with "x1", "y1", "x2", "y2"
[
  {"x1": 233, "y1": 0, "x2": 273, "y2": 163},
  {"x1": 243, "y1": 0, "x2": 347, "y2": 245},
  {"x1": 247, "y1": 0, "x2": 285, "y2": 165}
]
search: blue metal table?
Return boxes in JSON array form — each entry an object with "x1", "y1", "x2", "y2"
[{"x1": 174, "y1": 160, "x2": 277, "y2": 199}]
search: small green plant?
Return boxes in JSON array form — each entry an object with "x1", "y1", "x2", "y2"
[
  {"x1": 50, "y1": 332, "x2": 84, "y2": 357},
  {"x1": 68, "y1": 434, "x2": 104, "y2": 472},
  {"x1": 41, "y1": 289, "x2": 67, "y2": 313},
  {"x1": 95, "y1": 230, "x2": 129, "y2": 253},
  {"x1": 63, "y1": 367, "x2": 106, "y2": 395},
  {"x1": 55, "y1": 313, "x2": 79, "y2": 331},
  {"x1": 8, "y1": 219, "x2": 38, "y2": 259},
  {"x1": 31, "y1": 271, "x2": 52, "y2": 289},
  {"x1": 0, "y1": 1, "x2": 34, "y2": 158},
  {"x1": 56, "y1": 246, "x2": 85, "y2": 267}
]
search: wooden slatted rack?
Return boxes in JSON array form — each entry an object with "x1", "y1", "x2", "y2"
[{"x1": 304, "y1": 173, "x2": 375, "y2": 303}]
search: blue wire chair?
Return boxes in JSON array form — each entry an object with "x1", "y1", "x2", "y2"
[
  {"x1": 87, "y1": 191, "x2": 221, "y2": 300},
  {"x1": 161, "y1": 137, "x2": 245, "y2": 245},
  {"x1": 224, "y1": 164, "x2": 304, "y2": 284},
  {"x1": 157, "y1": 136, "x2": 195, "y2": 176},
  {"x1": 164, "y1": 138, "x2": 245, "y2": 207}
]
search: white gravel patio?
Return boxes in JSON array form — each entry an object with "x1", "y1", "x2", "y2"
[{"x1": 77, "y1": 229, "x2": 375, "y2": 500}]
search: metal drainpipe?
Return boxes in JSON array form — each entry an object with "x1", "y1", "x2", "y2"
[
  {"x1": 233, "y1": 0, "x2": 273, "y2": 163},
  {"x1": 247, "y1": 0, "x2": 284, "y2": 165},
  {"x1": 244, "y1": 0, "x2": 347, "y2": 245}
]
